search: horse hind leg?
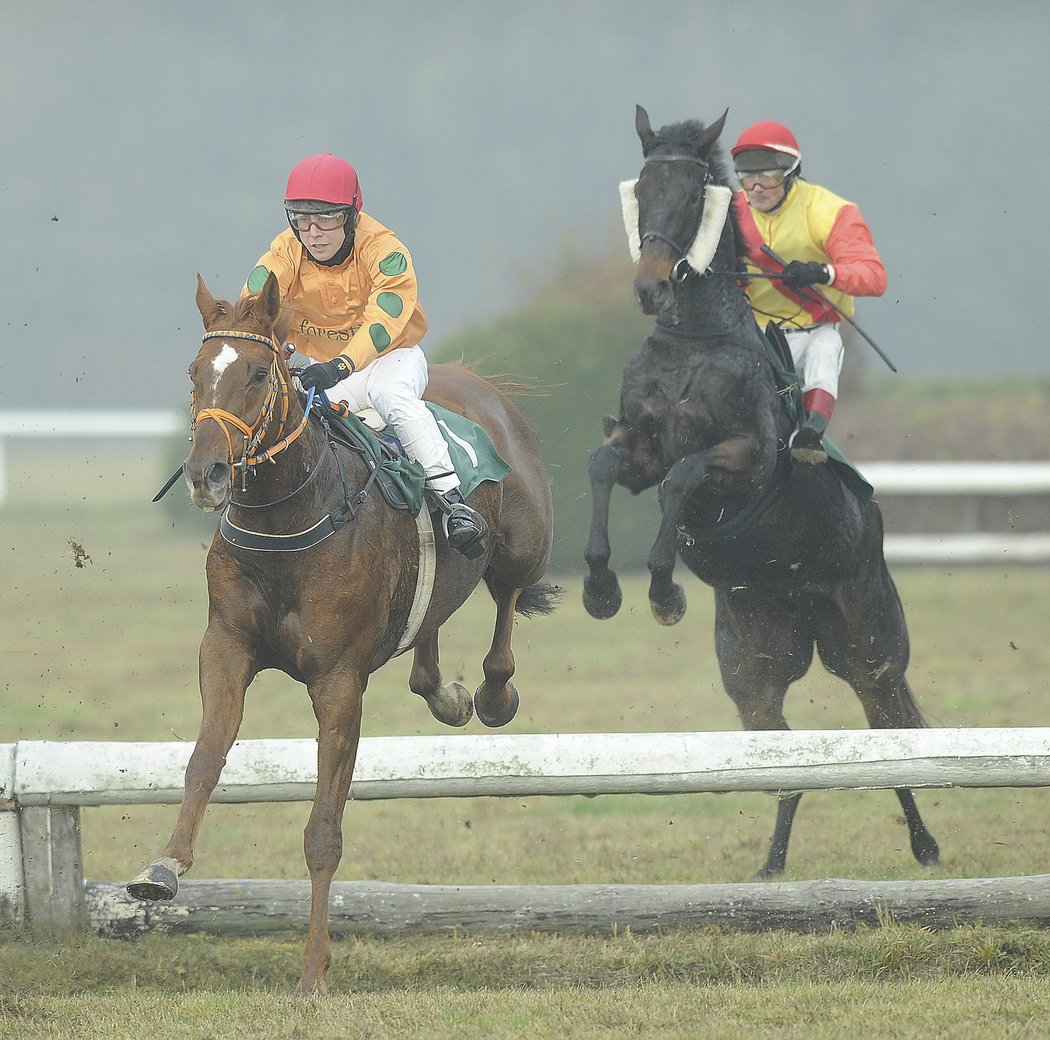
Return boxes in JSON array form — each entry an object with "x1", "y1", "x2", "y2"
[
  {"x1": 409, "y1": 631, "x2": 474, "y2": 728},
  {"x1": 817, "y1": 611, "x2": 940, "y2": 869},
  {"x1": 715, "y1": 589, "x2": 815, "y2": 877},
  {"x1": 473, "y1": 573, "x2": 522, "y2": 727}
]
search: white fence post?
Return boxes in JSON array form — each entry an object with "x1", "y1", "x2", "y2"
[{"x1": 0, "y1": 744, "x2": 24, "y2": 925}]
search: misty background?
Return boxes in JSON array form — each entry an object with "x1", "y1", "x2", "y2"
[{"x1": 4, "y1": 1, "x2": 1049, "y2": 413}]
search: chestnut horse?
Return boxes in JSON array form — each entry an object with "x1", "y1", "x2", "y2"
[
  {"x1": 128, "y1": 272, "x2": 556, "y2": 994},
  {"x1": 584, "y1": 107, "x2": 940, "y2": 879}
]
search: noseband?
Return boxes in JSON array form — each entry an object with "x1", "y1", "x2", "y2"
[
  {"x1": 639, "y1": 153, "x2": 712, "y2": 276},
  {"x1": 193, "y1": 329, "x2": 312, "y2": 472}
]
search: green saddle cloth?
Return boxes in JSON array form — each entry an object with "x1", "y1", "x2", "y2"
[
  {"x1": 762, "y1": 325, "x2": 874, "y2": 507},
  {"x1": 330, "y1": 402, "x2": 511, "y2": 517}
]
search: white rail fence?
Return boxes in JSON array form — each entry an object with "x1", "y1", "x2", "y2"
[
  {"x1": 1, "y1": 410, "x2": 1048, "y2": 562},
  {"x1": 4, "y1": 729, "x2": 1050, "y2": 937}
]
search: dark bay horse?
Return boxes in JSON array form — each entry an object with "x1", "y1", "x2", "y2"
[
  {"x1": 128, "y1": 272, "x2": 556, "y2": 994},
  {"x1": 584, "y1": 107, "x2": 940, "y2": 879}
]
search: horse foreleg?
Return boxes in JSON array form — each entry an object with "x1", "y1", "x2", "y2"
[
  {"x1": 299, "y1": 670, "x2": 365, "y2": 997},
  {"x1": 474, "y1": 575, "x2": 521, "y2": 727},
  {"x1": 648, "y1": 454, "x2": 707, "y2": 625},
  {"x1": 127, "y1": 626, "x2": 252, "y2": 900},
  {"x1": 409, "y1": 631, "x2": 473, "y2": 727},
  {"x1": 583, "y1": 442, "x2": 623, "y2": 619}
]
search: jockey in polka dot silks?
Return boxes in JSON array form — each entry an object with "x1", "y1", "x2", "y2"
[{"x1": 242, "y1": 152, "x2": 486, "y2": 557}]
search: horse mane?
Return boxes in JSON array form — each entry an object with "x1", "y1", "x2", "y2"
[{"x1": 230, "y1": 291, "x2": 295, "y2": 344}]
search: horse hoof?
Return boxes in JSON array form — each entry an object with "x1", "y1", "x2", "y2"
[
  {"x1": 583, "y1": 571, "x2": 622, "y2": 619},
  {"x1": 913, "y1": 833, "x2": 941, "y2": 867},
  {"x1": 650, "y1": 583, "x2": 686, "y2": 625},
  {"x1": 474, "y1": 682, "x2": 519, "y2": 728},
  {"x1": 749, "y1": 865, "x2": 784, "y2": 882},
  {"x1": 126, "y1": 862, "x2": 179, "y2": 901},
  {"x1": 426, "y1": 681, "x2": 474, "y2": 728}
]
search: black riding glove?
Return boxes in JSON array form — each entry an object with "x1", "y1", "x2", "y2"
[
  {"x1": 297, "y1": 355, "x2": 355, "y2": 391},
  {"x1": 780, "y1": 260, "x2": 830, "y2": 290}
]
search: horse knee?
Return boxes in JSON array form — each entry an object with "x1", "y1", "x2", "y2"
[
  {"x1": 303, "y1": 821, "x2": 342, "y2": 876},
  {"x1": 659, "y1": 456, "x2": 706, "y2": 508}
]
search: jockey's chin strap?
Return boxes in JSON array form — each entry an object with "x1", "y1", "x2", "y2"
[{"x1": 193, "y1": 329, "x2": 313, "y2": 473}]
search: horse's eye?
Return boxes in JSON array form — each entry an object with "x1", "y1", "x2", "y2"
[{"x1": 248, "y1": 367, "x2": 269, "y2": 386}]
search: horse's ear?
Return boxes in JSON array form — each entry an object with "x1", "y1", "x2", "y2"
[
  {"x1": 256, "y1": 270, "x2": 281, "y2": 327},
  {"x1": 635, "y1": 105, "x2": 655, "y2": 152},
  {"x1": 195, "y1": 273, "x2": 229, "y2": 329},
  {"x1": 701, "y1": 108, "x2": 730, "y2": 152}
]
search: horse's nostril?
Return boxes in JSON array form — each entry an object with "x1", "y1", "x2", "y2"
[
  {"x1": 636, "y1": 279, "x2": 672, "y2": 315},
  {"x1": 205, "y1": 462, "x2": 230, "y2": 486}
]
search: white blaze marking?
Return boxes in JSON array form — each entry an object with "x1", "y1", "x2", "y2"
[{"x1": 209, "y1": 343, "x2": 239, "y2": 393}]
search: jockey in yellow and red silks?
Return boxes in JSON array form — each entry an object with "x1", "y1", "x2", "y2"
[
  {"x1": 731, "y1": 121, "x2": 887, "y2": 465},
  {"x1": 241, "y1": 153, "x2": 486, "y2": 558}
]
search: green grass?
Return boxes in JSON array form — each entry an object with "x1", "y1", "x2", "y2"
[{"x1": 3, "y1": 445, "x2": 1050, "y2": 1034}]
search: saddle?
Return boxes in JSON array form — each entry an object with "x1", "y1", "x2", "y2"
[{"x1": 317, "y1": 397, "x2": 511, "y2": 517}]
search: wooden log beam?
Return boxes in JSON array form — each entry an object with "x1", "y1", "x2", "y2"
[{"x1": 86, "y1": 875, "x2": 1050, "y2": 939}]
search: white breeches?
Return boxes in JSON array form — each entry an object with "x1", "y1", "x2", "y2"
[
  {"x1": 783, "y1": 324, "x2": 843, "y2": 399},
  {"x1": 323, "y1": 346, "x2": 460, "y2": 494}
]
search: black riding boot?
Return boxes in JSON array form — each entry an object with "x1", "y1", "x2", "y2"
[
  {"x1": 435, "y1": 488, "x2": 488, "y2": 559},
  {"x1": 790, "y1": 412, "x2": 829, "y2": 465}
]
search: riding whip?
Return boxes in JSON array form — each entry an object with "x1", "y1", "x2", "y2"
[{"x1": 758, "y1": 244, "x2": 898, "y2": 373}]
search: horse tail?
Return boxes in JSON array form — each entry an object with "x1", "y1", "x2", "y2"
[
  {"x1": 896, "y1": 678, "x2": 929, "y2": 729},
  {"x1": 516, "y1": 579, "x2": 562, "y2": 617},
  {"x1": 483, "y1": 571, "x2": 562, "y2": 617}
]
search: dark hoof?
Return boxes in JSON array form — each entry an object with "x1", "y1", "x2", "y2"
[
  {"x1": 913, "y1": 833, "x2": 941, "y2": 868},
  {"x1": 650, "y1": 582, "x2": 686, "y2": 626},
  {"x1": 475, "y1": 682, "x2": 519, "y2": 728},
  {"x1": 127, "y1": 863, "x2": 179, "y2": 901},
  {"x1": 583, "y1": 570, "x2": 622, "y2": 619},
  {"x1": 750, "y1": 864, "x2": 784, "y2": 882}
]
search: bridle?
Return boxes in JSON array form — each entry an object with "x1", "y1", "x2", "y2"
[
  {"x1": 192, "y1": 329, "x2": 313, "y2": 475},
  {"x1": 639, "y1": 152, "x2": 712, "y2": 277}
]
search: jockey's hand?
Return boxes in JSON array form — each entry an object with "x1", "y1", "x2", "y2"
[
  {"x1": 781, "y1": 261, "x2": 830, "y2": 290},
  {"x1": 297, "y1": 355, "x2": 355, "y2": 391}
]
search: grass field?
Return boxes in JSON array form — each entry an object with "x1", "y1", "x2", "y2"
[{"x1": 2, "y1": 444, "x2": 1050, "y2": 1037}]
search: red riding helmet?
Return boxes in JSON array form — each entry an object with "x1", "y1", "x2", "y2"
[
  {"x1": 284, "y1": 153, "x2": 362, "y2": 212},
  {"x1": 731, "y1": 121, "x2": 801, "y2": 163}
]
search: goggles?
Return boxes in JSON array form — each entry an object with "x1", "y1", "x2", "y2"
[
  {"x1": 286, "y1": 209, "x2": 350, "y2": 232},
  {"x1": 735, "y1": 160, "x2": 799, "y2": 190}
]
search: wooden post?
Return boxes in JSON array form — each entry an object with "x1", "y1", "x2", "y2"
[{"x1": 19, "y1": 805, "x2": 86, "y2": 934}]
